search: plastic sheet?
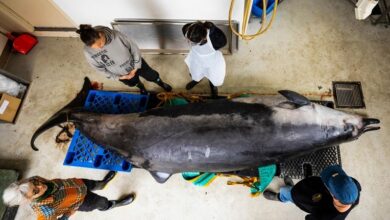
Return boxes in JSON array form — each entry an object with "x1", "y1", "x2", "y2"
[{"x1": 0, "y1": 74, "x2": 23, "y2": 97}]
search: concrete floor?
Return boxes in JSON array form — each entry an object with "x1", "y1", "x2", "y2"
[{"x1": 1, "y1": 0, "x2": 389, "y2": 219}]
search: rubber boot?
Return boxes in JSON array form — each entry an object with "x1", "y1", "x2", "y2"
[
  {"x1": 93, "y1": 171, "x2": 117, "y2": 190},
  {"x1": 136, "y1": 82, "x2": 148, "y2": 95},
  {"x1": 185, "y1": 80, "x2": 199, "y2": 90},
  {"x1": 107, "y1": 193, "x2": 135, "y2": 210},
  {"x1": 209, "y1": 81, "x2": 218, "y2": 99},
  {"x1": 156, "y1": 78, "x2": 172, "y2": 92}
]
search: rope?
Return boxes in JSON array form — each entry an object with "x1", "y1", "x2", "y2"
[
  {"x1": 55, "y1": 123, "x2": 75, "y2": 143},
  {"x1": 156, "y1": 91, "x2": 332, "y2": 107},
  {"x1": 156, "y1": 92, "x2": 205, "y2": 107}
]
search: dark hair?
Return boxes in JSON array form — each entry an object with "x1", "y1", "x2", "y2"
[
  {"x1": 76, "y1": 24, "x2": 100, "y2": 46},
  {"x1": 185, "y1": 21, "x2": 213, "y2": 44}
]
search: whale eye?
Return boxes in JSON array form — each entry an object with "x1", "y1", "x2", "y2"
[{"x1": 344, "y1": 123, "x2": 352, "y2": 132}]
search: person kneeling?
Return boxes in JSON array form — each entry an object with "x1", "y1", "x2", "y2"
[
  {"x1": 2, "y1": 171, "x2": 134, "y2": 220},
  {"x1": 263, "y1": 165, "x2": 361, "y2": 220}
]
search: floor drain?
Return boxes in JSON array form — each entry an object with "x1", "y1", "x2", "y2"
[{"x1": 332, "y1": 81, "x2": 365, "y2": 108}]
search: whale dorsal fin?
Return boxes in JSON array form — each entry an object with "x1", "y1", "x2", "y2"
[
  {"x1": 149, "y1": 171, "x2": 172, "y2": 184},
  {"x1": 278, "y1": 90, "x2": 311, "y2": 107}
]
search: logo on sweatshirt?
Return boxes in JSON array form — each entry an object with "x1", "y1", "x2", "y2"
[{"x1": 101, "y1": 54, "x2": 115, "y2": 66}]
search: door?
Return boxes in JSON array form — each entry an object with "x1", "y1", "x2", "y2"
[{"x1": 0, "y1": 0, "x2": 75, "y2": 29}]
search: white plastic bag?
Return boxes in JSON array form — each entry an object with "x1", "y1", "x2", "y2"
[{"x1": 0, "y1": 74, "x2": 22, "y2": 97}]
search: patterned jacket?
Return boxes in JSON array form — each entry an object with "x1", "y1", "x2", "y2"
[{"x1": 29, "y1": 176, "x2": 87, "y2": 220}]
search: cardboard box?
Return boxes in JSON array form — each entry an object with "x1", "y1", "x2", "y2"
[{"x1": 0, "y1": 93, "x2": 21, "y2": 123}]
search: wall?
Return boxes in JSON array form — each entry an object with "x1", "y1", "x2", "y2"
[
  {"x1": 0, "y1": 26, "x2": 7, "y2": 55},
  {"x1": 53, "y1": 0, "x2": 244, "y2": 27},
  {"x1": 0, "y1": 0, "x2": 75, "y2": 27},
  {"x1": 0, "y1": 2, "x2": 33, "y2": 33}
]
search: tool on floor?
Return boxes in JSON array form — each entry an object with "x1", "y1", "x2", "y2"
[
  {"x1": 182, "y1": 164, "x2": 277, "y2": 196},
  {"x1": 182, "y1": 172, "x2": 218, "y2": 186},
  {"x1": 226, "y1": 164, "x2": 277, "y2": 196},
  {"x1": 0, "y1": 31, "x2": 38, "y2": 55}
]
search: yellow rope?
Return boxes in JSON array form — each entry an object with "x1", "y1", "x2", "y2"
[
  {"x1": 229, "y1": 0, "x2": 279, "y2": 40},
  {"x1": 156, "y1": 91, "x2": 332, "y2": 106}
]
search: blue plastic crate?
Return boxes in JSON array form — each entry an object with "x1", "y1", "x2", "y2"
[
  {"x1": 64, "y1": 90, "x2": 149, "y2": 172},
  {"x1": 64, "y1": 130, "x2": 132, "y2": 172},
  {"x1": 85, "y1": 90, "x2": 148, "y2": 113},
  {"x1": 252, "y1": 0, "x2": 275, "y2": 17}
]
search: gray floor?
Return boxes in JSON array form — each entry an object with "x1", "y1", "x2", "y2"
[{"x1": 0, "y1": 0, "x2": 389, "y2": 219}]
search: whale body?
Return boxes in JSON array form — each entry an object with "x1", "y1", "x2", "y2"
[{"x1": 31, "y1": 78, "x2": 380, "y2": 183}]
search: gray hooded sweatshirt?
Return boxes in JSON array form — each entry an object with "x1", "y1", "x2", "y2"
[{"x1": 83, "y1": 26, "x2": 142, "y2": 80}]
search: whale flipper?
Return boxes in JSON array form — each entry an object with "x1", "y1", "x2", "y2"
[
  {"x1": 278, "y1": 90, "x2": 311, "y2": 107},
  {"x1": 149, "y1": 171, "x2": 172, "y2": 184}
]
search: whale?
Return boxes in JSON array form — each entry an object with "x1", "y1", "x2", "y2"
[{"x1": 31, "y1": 78, "x2": 380, "y2": 183}]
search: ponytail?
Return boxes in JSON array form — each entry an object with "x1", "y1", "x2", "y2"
[
  {"x1": 186, "y1": 21, "x2": 210, "y2": 44},
  {"x1": 203, "y1": 21, "x2": 214, "y2": 29},
  {"x1": 76, "y1": 24, "x2": 100, "y2": 46}
]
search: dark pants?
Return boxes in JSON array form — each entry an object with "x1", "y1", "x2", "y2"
[
  {"x1": 190, "y1": 79, "x2": 218, "y2": 97},
  {"x1": 78, "y1": 179, "x2": 111, "y2": 212},
  {"x1": 119, "y1": 58, "x2": 160, "y2": 87}
]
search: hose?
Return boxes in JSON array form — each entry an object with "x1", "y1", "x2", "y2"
[{"x1": 229, "y1": 0, "x2": 279, "y2": 40}]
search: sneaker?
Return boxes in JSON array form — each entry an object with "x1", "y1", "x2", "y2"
[
  {"x1": 186, "y1": 80, "x2": 199, "y2": 90},
  {"x1": 155, "y1": 78, "x2": 172, "y2": 92},
  {"x1": 136, "y1": 82, "x2": 148, "y2": 95},
  {"x1": 263, "y1": 190, "x2": 280, "y2": 201},
  {"x1": 161, "y1": 82, "x2": 172, "y2": 92},
  {"x1": 284, "y1": 176, "x2": 294, "y2": 187},
  {"x1": 140, "y1": 89, "x2": 149, "y2": 95}
]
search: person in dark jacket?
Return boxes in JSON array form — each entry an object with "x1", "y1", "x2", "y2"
[
  {"x1": 77, "y1": 24, "x2": 172, "y2": 94},
  {"x1": 182, "y1": 21, "x2": 227, "y2": 98},
  {"x1": 263, "y1": 165, "x2": 361, "y2": 220}
]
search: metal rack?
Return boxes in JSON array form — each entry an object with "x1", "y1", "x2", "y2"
[{"x1": 112, "y1": 19, "x2": 239, "y2": 54}]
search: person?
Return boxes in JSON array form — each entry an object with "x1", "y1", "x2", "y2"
[
  {"x1": 77, "y1": 24, "x2": 172, "y2": 94},
  {"x1": 182, "y1": 21, "x2": 227, "y2": 98},
  {"x1": 2, "y1": 171, "x2": 135, "y2": 220},
  {"x1": 263, "y1": 165, "x2": 361, "y2": 220}
]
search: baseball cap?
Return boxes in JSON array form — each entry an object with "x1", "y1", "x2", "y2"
[{"x1": 320, "y1": 165, "x2": 358, "y2": 204}]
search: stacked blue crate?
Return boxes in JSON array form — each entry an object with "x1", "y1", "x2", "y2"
[
  {"x1": 64, "y1": 90, "x2": 149, "y2": 172},
  {"x1": 252, "y1": 0, "x2": 276, "y2": 18}
]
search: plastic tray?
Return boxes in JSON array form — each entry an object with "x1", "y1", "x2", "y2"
[
  {"x1": 85, "y1": 90, "x2": 148, "y2": 114},
  {"x1": 64, "y1": 90, "x2": 149, "y2": 172},
  {"x1": 252, "y1": 0, "x2": 276, "y2": 17}
]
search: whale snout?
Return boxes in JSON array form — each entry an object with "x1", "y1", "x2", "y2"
[
  {"x1": 361, "y1": 118, "x2": 380, "y2": 133},
  {"x1": 343, "y1": 117, "x2": 380, "y2": 138}
]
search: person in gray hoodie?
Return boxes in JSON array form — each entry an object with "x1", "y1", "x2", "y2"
[{"x1": 77, "y1": 24, "x2": 172, "y2": 94}]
